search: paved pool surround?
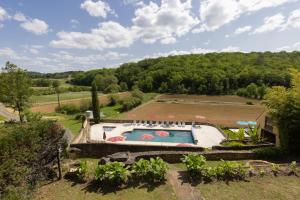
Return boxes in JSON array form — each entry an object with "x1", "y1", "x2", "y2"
[{"x1": 90, "y1": 122, "x2": 225, "y2": 148}]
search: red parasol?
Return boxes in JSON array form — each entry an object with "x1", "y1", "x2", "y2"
[
  {"x1": 107, "y1": 136, "x2": 125, "y2": 142},
  {"x1": 176, "y1": 143, "x2": 192, "y2": 147},
  {"x1": 139, "y1": 133, "x2": 154, "y2": 140},
  {"x1": 155, "y1": 130, "x2": 169, "y2": 137}
]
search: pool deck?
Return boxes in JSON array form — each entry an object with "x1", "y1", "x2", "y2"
[{"x1": 90, "y1": 123, "x2": 225, "y2": 148}]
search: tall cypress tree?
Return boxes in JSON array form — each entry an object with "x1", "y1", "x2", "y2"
[{"x1": 91, "y1": 82, "x2": 100, "y2": 123}]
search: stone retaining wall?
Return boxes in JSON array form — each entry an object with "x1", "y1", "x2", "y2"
[
  {"x1": 212, "y1": 143, "x2": 274, "y2": 150},
  {"x1": 70, "y1": 143, "x2": 205, "y2": 158},
  {"x1": 103, "y1": 150, "x2": 258, "y2": 164}
]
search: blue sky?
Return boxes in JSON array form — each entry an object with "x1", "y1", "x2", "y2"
[{"x1": 0, "y1": 0, "x2": 300, "y2": 72}]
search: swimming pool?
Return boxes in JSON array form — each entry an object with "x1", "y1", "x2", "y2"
[{"x1": 123, "y1": 129, "x2": 194, "y2": 144}]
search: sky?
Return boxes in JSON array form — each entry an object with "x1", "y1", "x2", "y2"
[{"x1": 0, "y1": 0, "x2": 300, "y2": 73}]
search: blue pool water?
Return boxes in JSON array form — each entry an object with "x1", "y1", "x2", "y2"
[
  {"x1": 236, "y1": 121, "x2": 257, "y2": 126},
  {"x1": 123, "y1": 129, "x2": 194, "y2": 144}
]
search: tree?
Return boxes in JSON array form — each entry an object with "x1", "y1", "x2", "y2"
[
  {"x1": 0, "y1": 62, "x2": 32, "y2": 122},
  {"x1": 263, "y1": 69, "x2": 300, "y2": 153},
  {"x1": 91, "y1": 82, "x2": 100, "y2": 123},
  {"x1": 52, "y1": 80, "x2": 61, "y2": 109}
]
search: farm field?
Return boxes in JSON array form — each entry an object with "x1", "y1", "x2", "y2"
[
  {"x1": 121, "y1": 95, "x2": 266, "y2": 127},
  {"x1": 31, "y1": 92, "x2": 131, "y2": 113},
  {"x1": 30, "y1": 91, "x2": 93, "y2": 104}
]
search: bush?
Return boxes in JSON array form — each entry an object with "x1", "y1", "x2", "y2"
[
  {"x1": 290, "y1": 161, "x2": 297, "y2": 175},
  {"x1": 215, "y1": 160, "x2": 246, "y2": 180},
  {"x1": 94, "y1": 162, "x2": 129, "y2": 186},
  {"x1": 223, "y1": 128, "x2": 245, "y2": 141},
  {"x1": 181, "y1": 154, "x2": 211, "y2": 181},
  {"x1": 222, "y1": 141, "x2": 245, "y2": 147},
  {"x1": 76, "y1": 161, "x2": 87, "y2": 181},
  {"x1": 55, "y1": 104, "x2": 80, "y2": 115},
  {"x1": 108, "y1": 95, "x2": 119, "y2": 106},
  {"x1": 104, "y1": 84, "x2": 121, "y2": 94},
  {"x1": 131, "y1": 89, "x2": 144, "y2": 100},
  {"x1": 252, "y1": 147, "x2": 285, "y2": 159},
  {"x1": 246, "y1": 101, "x2": 254, "y2": 105},
  {"x1": 132, "y1": 157, "x2": 168, "y2": 183},
  {"x1": 120, "y1": 97, "x2": 142, "y2": 112}
]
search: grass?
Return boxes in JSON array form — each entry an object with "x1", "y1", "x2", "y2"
[
  {"x1": 198, "y1": 176, "x2": 300, "y2": 200},
  {"x1": 30, "y1": 91, "x2": 96, "y2": 104},
  {"x1": 0, "y1": 115, "x2": 6, "y2": 121},
  {"x1": 43, "y1": 113, "x2": 82, "y2": 136},
  {"x1": 34, "y1": 158, "x2": 176, "y2": 200},
  {"x1": 101, "y1": 104, "x2": 122, "y2": 119}
]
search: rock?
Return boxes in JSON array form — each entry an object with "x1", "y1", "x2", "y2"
[
  {"x1": 108, "y1": 152, "x2": 129, "y2": 162},
  {"x1": 98, "y1": 157, "x2": 110, "y2": 165}
]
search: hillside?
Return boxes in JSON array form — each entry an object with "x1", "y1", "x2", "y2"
[{"x1": 70, "y1": 52, "x2": 300, "y2": 95}]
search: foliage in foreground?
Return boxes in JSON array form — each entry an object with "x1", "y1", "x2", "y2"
[
  {"x1": 132, "y1": 158, "x2": 168, "y2": 183},
  {"x1": 0, "y1": 120, "x2": 66, "y2": 199},
  {"x1": 263, "y1": 69, "x2": 300, "y2": 153},
  {"x1": 182, "y1": 154, "x2": 246, "y2": 182},
  {"x1": 94, "y1": 162, "x2": 129, "y2": 186}
]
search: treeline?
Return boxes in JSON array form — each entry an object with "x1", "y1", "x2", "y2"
[
  {"x1": 70, "y1": 52, "x2": 300, "y2": 96},
  {"x1": 27, "y1": 71, "x2": 81, "y2": 79}
]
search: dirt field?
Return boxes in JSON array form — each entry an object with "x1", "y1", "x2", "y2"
[
  {"x1": 121, "y1": 95, "x2": 266, "y2": 127},
  {"x1": 31, "y1": 92, "x2": 130, "y2": 113}
]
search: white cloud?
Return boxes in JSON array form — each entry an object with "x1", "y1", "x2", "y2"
[
  {"x1": 253, "y1": 13, "x2": 285, "y2": 34},
  {"x1": 285, "y1": 9, "x2": 300, "y2": 29},
  {"x1": 195, "y1": 0, "x2": 294, "y2": 32},
  {"x1": 234, "y1": 25, "x2": 252, "y2": 35},
  {"x1": 0, "y1": 6, "x2": 9, "y2": 21},
  {"x1": 276, "y1": 42, "x2": 300, "y2": 51},
  {"x1": 0, "y1": 47, "x2": 17, "y2": 57},
  {"x1": 132, "y1": 0, "x2": 199, "y2": 44},
  {"x1": 20, "y1": 18, "x2": 49, "y2": 35},
  {"x1": 81, "y1": 0, "x2": 113, "y2": 18},
  {"x1": 13, "y1": 12, "x2": 49, "y2": 35},
  {"x1": 221, "y1": 46, "x2": 241, "y2": 52},
  {"x1": 13, "y1": 12, "x2": 27, "y2": 21},
  {"x1": 50, "y1": 21, "x2": 134, "y2": 50}
]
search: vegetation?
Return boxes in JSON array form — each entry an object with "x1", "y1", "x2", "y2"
[
  {"x1": 75, "y1": 161, "x2": 88, "y2": 182},
  {"x1": 131, "y1": 158, "x2": 168, "y2": 183},
  {"x1": 263, "y1": 69, "x2": 300, "y2": 153},
  {"x1": 182, "y1": 154, "x2": 246, "y2": 182},
  {"x1": 0, "y1": 62, "x2": 32, "y2": 122},
  {"x1": 94, "y1": 162, "x2": 129, "y2": 186},
  {"x1": 0, "y1": 115, "x2": 6, "y2": 121},
  {"x1": 52, "y1": 80, "x2": 61, "y2": 109},
  {"x1": 91, "y1": 83, "x2": 100, "y2": 123},
  {"x1": 71, "y1": 52, "x2": 300, "y2": 95},
  {"x1": 252, "y1": 147, "x2": 286, "y2": 159},
  {"x1": 223, "y1": 128, "x2": 245, "y2": 141},
  {"x1": 0, "y1": 120, "x2": 66, "y2": 199}
]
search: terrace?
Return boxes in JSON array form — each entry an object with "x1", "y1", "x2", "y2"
[{"x1": 88, "y1": 121, "x2": 225, "y2": 148}]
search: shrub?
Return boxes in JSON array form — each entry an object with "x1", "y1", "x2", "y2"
[
  {"x1": 246, "y1": 101, "x2": 254, "y2": 105},
  {"x1": 120, "y1": 97, "x2": 142, "y2": 112},
  {"x1": 79, "y1": 99, "x2": 92, "y2": 112},
  {"x1": 131, "y1": 89, "x2": 144, "y2": 100},
  {"x1": 222, "y1": 141, "x2": 245, "y2": 147},
  {"x1": 253, "y1": 147, "x2": 285, "y2": 159},
  {"x1": 215, "y1": 160, "x2": 246, "y2": 180},
  {"x1": 76, "y1": 161, "x2": 87, "y2": 181},
  {"x1": 94, "y1": 162, "x2": 129, "y2": 186},
  {"x1": 290, "y1": 161, "x2": 297, "y2": 175},
  {"x1": 223, "y1": 128, "x2": 245, "y2": 141},
  {"x1": 104, "y1": 84, "x2": 121, "y2": 94},
  {"x1": 181, "y1": 154, "x2": 211, "y2": 180},
  {"x1": 55, "y1": 104, "x2": 80, "y2": 115},
  {"x1": 108, "y1": 95, "x2": 119, "y2": 106},
  {"x1": 271, "y1": 163, "x2": 280, "y2": 176},
  {"x1": 259, "y1": 170, "x2": 266, "y2": 177},
  {"x1": 132, "y1": 157, "x2": 168, "y2": 183}
]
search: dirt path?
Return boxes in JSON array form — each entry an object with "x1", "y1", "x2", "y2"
[
  {"x1": 0, "y1": 103, "x2": 19, "y2": 121},
  {"x1": 167, "y1": 168, "x2": 202, "y2": 200}
]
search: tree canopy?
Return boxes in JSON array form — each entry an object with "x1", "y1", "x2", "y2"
[{"x1": 70, "y1": 52, "x2": 300, "y2": 95}]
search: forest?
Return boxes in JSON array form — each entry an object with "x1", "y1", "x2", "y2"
[{"x1": 69, "y1": 52, "x2": 300, "y2": 97}]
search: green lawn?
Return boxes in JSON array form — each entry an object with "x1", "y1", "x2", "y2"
[
  {"x1": 30, "y1": 91, "x2": 96, "y2": 103},
  {"x1": 198, "y1": 176, "x2": 300, "y2": 200},
  {"x1": 34, "y1": 158, "x2": 176, "y2": 200},
  {"x1": 0, "y1": 115, "x2": 6, "y2": 121},
  {"x1": 43, "y1": 113, "x2": 82, "y2": 136}
]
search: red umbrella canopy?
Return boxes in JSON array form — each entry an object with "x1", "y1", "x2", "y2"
[
  {"x1": 107, "y1": 136, "x2": 125, "y2": 142},
  {"x1": 139, "y1": 133, "x2": 154, "y2": 141},
  {"x1": 155, "y1": 130, "x2": 169, "y2": 137}
]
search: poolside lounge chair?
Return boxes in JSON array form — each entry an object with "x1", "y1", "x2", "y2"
[
  {"x1": 192, "y1": 121, "x2": 195, "y2": 127},
  {"x1": 133, "y1": 120, "x2": 136, "y2": 125}
]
